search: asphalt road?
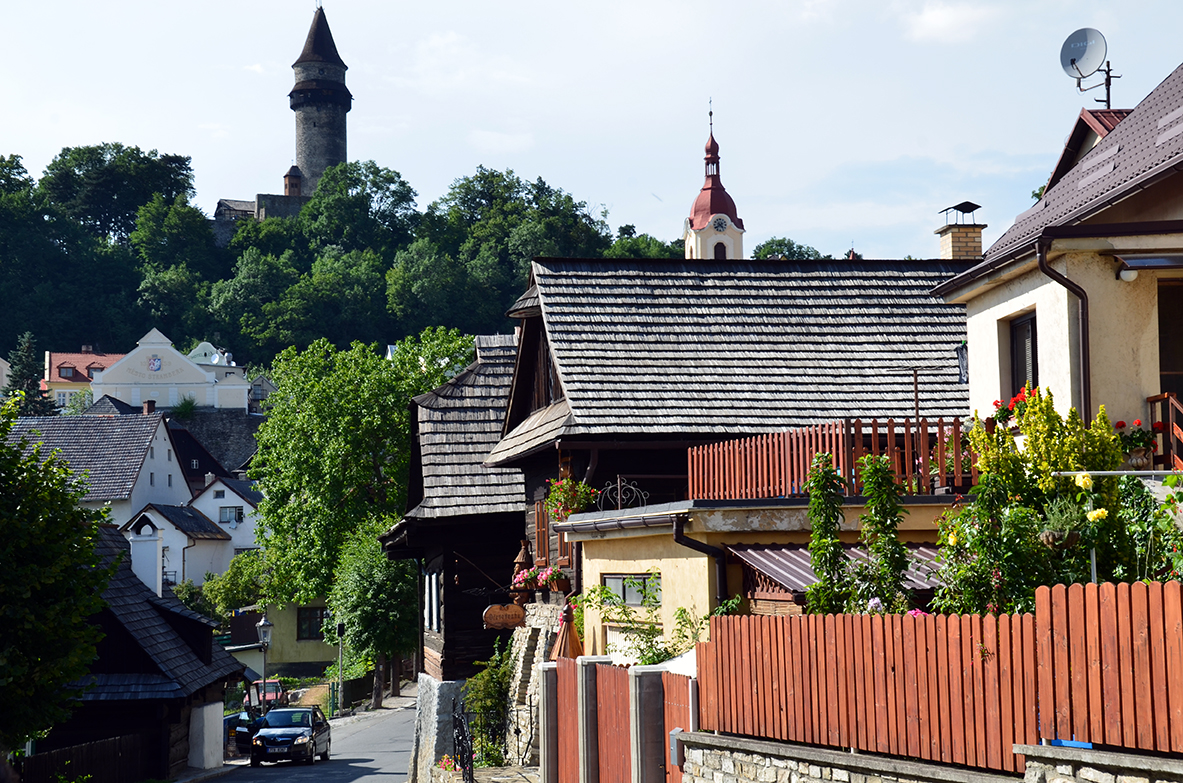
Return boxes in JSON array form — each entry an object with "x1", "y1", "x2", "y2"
[{"x1": 228, "y1": 704, "x2": 417, "y2": 782}]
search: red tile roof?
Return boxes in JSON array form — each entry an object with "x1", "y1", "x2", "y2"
[{"x1": 46, "y1": 351, "x2": 125, "y2": 383}]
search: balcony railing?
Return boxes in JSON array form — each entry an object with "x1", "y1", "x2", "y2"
[
  {"x1": 687, "y1": 418, "x2": 977, "y2": 501},
  {"x1": 1148, "y1": 392, "x2": 1183, "y2": 471}
]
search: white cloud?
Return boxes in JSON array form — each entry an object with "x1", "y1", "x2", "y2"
[
  {"x1": 467, "y1": 129, "x2": 534, "y2": 154},
  {"x1": 898, "y1": 2, "x2": 1002, "y2": 43}
]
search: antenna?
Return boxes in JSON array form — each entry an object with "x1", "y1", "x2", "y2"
[{"x1": 1060, "y1": 28, "x2": 1120, "y2": 109}]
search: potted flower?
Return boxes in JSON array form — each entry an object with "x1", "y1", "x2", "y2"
[
  {"x1": 1038, "y1": 495, "x2": 1082, "y2": 550},
  {"x1": 1115, "y1": 419, "x2": 1159, "y2": 469},
  {"x1": 535, "y1": 566, "x2": 571, "y2": 594},
  {"x1": 543, "y1": 478, "x2": 599, "y2": 523}
]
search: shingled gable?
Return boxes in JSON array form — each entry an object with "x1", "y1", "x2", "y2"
[
  {"x1": 486, "y1": 257, "x2": 973, "y2": 467},
  {"x1": 121, "y1": 504, "x2": 229, "y2": 541},
  {"x1": 7, "y1": 412, "x2": 166, "y2": 501},
  {"x1": 402, "y1": 334, "x2": 525, "y2": 519},
  {"x1": 78, "y1": 526, "x2": 242, "y2": 700},
  {"x1": 936, "y1": 62, "x2": 1183, "y2": 295}
]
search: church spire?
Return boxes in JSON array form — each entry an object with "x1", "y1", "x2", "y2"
[{"x1": 683, "y1": 112, "x2": 745, "y2": 260}]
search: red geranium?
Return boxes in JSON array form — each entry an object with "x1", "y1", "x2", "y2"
[
  {"x1": 1134, "y1": 419, "x2": 1143, "y2": 427},
  {"x1": 1115, "y1": 420, "x2": 1127, "y2": 429},
  {"x1": 1154, "y1": 421, "x2": 1166, "y2": 432}
]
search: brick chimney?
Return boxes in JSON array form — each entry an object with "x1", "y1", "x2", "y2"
[
  {"x1": 935, "y1": 223, "x2": 986, "y2": 260},
  {"x1": 143, "y1": 400, "x2": 156, "y2": 415}
]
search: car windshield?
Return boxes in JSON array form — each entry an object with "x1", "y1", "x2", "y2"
[{"x1": 260, "y1": 711, "x2": 310, "y2": 729}]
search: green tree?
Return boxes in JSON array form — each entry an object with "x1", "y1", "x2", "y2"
[
  {"x1": 751, "y1": 237, "x2": 830, "y2": 260},
  {"x1": 804, "y1": 453, "x2": 848, "y2": 614},
  {"x1": 0, "y1": 397, "x2": 114, "y2": 752},
  {"x1": 2, "y1": 332, "x2": 56, "y2": 415},
  {"x1": 326, "y1": 528, "x2": 418, "y2": 708},
  {"x1": 38, "y1": 143, "x2": 193, "y2": 242},
  {"x1": 202, "y1": 549, "x2": 266, "y2": 618},
  {"x1": 209, "y1": 248, "x2": 302, "y2": 364},
  {"x1": 131, "y1": 194, "x2": 228, "y2": 282},
  {"x1": 299, "y1": 161, "x2": 419, "y2": 257},
  {"x1": 846, "y1": 455, "x2": 910, "y2": 613},
  {"x1": 60, "y1": 389, "x2": 94, "y2": 416},
  {"x1": 252, "y1": 329, "x2": 473, "y2": 603},
  {"x1": 136, "y1": 262, "x2": 211, "y2": 350},
  {"x1": 385, "y1": 239, "x2": 472, "y2": 336},
  {"x1": 604, "y1": 226, "x2": 682, "y2": 259}
]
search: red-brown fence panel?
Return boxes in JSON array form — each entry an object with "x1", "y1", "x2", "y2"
[
  {"x1": 557, "y1": 657, "x2": 580, "y2": 783},
  {"x1": 596, "y1": 664, "x2": 631, "y2": 783},
  {"x1": 662, "y1": 673, "x2": 694, "y2": 783}
]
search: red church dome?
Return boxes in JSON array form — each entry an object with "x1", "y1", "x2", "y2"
[{"x1": 688, "y1": 131, "x2": 743, "y2": 231}]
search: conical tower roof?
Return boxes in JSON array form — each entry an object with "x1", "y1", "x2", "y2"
[
  {"x1": 688, "y1": 130, "x2": 743, "y2": 230},
  {"x1": 294, "y1": 7, "x2": 347, "y2": 69}
]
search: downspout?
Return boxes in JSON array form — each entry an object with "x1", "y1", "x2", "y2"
[
  {"x1": 182, "y1": 537, "x2": 195, "y2": 583},
  {"x1": 1035, "y1": 237, "x2": 1092, "y2": 420},
  {"x1": 672, "y1": 517, "x2": 729, "y2": 606}
]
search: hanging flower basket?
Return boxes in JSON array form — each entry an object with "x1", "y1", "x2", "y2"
[
  {"x1": 1038, "y1": 529, "x2": 1080, "y2": 550},
  {"x1": 543, "y1": 478, "x2": 599, "y2": 523}
]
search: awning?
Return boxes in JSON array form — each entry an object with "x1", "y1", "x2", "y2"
[{"x1": 728, "y1": 543, "x2": 941, "y2": 594}]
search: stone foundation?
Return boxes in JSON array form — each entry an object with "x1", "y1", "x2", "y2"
[
  {"x1": 1018, "y1": 744, "x2": 1183, "y2": 783},
  {"x1": 679, "y1": 732, "x2": 1013, "y2": 783},
  {"x1": 408, "y1": 673, "x2": 465, "y2": 783},
  {"x1": 506, "y1": 602, "x2": 562, "y2": 766}
]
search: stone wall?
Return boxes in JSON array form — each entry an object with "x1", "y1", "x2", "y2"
[
  {"x1": 506, "y1": 601, "x2": 562, "y2": 766},
  {"x1": 1018, "y1": 744, "x2": 1183, "y2": 783},
  {"x1": 407, "y1": 673, "x2": 464, "y2": 783},
  {"x1": 678, "y1": 732, "x2": 1013, "y2": 783}
]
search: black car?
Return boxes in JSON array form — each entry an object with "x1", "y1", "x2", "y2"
[{"x1": 249, "y1": 707, "x2": 331, "y2": 766}]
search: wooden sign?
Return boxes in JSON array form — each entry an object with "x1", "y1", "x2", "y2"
[{"x1": 483, "y1": 603, "x2": 526, "y2": 629}]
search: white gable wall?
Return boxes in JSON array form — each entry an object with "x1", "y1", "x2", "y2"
[
  {"x1": 189, "y1": 480, "x2": 260, "y2": 574},
  {"x1": 82, "y1": 421, "x2": 193, "y2": 527},
  {"x1": 92, "y1": 329, "x2": 248, "y2": 411}
]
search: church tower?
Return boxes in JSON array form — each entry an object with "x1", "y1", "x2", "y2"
[
  {"x1": 683, "y1": 116, "x2": 744, "y2": 260},
  {"x1": 290, "y1": 7, "x2": 351, "y2": 194}
]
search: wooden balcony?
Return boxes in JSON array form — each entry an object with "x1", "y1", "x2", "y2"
[
  {"x1": 1148, "y1": 392, "x2": 1183, "y2": 471},
  {"x1": 687, "y1": 418, "x2": 978, "y2": 501}
]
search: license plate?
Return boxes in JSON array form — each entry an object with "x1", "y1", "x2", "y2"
[{"x1": 267, "y1": 747, "x2": 286, "y2": 754}]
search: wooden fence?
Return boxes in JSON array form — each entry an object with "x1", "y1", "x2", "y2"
[
  {"x1": 22, "y1": 734, "x2": 152, "y2": 783},
  {"x1": 1036, "y1": 581, "x2": 1183, "y2": 752},
  {"x1": 662, "y1": 672, "x2": 694, "y2": 783},
  {"x1": 596, "y1": 664, "x2": 631, "y2": 783},
  {"x1": 687, "y1": 418, "x2": 976, "y2": 501},
  {"x1": 557, "y1": 657, "x2": 580, "y2": 783}
]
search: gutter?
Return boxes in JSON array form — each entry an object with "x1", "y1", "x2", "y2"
[
  {"x1": 1035, "y1": 236, "x2": 1092, "y2": 420},
  {"x1": 672, "y1": 517, "x2": 729, "y2": 606}
]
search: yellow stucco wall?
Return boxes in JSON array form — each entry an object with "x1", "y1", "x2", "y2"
[
  {"x1": 262, "y1": 600, "x2": 336, "y2": 666},
  {"x1": 577, "y1": 501, "x2": 947, "y2": 657}
]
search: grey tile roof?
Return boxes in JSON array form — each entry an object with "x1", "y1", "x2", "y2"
[
  {"x1": 8, "y1": 414, "x2": 163, "y2": 501},
  {"x1": 84, "y1": 395, "x2": 141, "y2": 416},
  {"x1": 124, "y1": 504, "x2": 229, "y2": 541},
  {"x1": 80, "y1": 527, "x2": 243, "y2": 701},
  {"x1": 406, "y1": 334, "x2": 526, "y2": 519},
  {"x1": 168, "y1": 409, "x2": 263, "y2": 474},
  {"x1": 975, "y1": 62, "x2": 1183, "y2": 270},
  {"x1": 222, "y1": 477, "x2": 264, "y2": 507},
  {"x1": 488, "y1": 258, "x2": 972, "y2": 464}
]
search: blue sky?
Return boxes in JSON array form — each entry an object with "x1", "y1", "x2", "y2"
[{"x1": 4, "y1": 1, "x2": 1181, "y2": 259}]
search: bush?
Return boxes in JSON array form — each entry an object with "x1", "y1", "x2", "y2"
[{"x1": 463, "y1": 638, "x2": 514, "y2": 766}]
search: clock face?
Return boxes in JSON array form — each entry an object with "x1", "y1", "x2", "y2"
[{"x1": 712, "y1": 217, "x2": 728, "y2": 232}]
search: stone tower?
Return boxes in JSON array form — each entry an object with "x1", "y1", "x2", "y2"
[
  {"x1": 682, "y1": 116, "x2": 745, "y2": 260},
  {"x1": 289, "y1": 7, "x2": 351, "y2": 194}
]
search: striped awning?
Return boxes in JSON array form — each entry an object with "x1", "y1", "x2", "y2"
[{"x1": 728, "y1": 543, "x2": 941, "y2": 593}]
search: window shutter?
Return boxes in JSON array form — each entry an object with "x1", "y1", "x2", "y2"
[{"x1": 534, "y1": 500, "x2": 549, "y2": 566}]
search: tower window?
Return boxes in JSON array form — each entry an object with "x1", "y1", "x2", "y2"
[{"x1": 714, "y1": 243, "x2": 727, "y2": 261}]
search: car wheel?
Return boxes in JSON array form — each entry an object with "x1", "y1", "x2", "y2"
[
  {"x1": 320, "y1": 742, "x2": 330, "y2": 762},
  {"x1": 305, "y1": 747, "x2": 316, "y2": 766}
]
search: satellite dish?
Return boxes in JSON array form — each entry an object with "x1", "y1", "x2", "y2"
[{"x1": 1061, "y1": 28, "x2": 1106, "y2": 79}]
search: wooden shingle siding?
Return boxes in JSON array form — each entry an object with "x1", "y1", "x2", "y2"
[
  {"x1": 406, "y1": 335, "x2": 526, "y2": 519},
  {"x1": 489, "y1": 259, "x2": 972, "y2": 466}
]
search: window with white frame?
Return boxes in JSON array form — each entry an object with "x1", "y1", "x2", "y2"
[{"x1": 219, "y1": 506, "x2": 244, "y2": 524}]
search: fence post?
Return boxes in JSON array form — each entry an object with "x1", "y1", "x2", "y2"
[
  {"x1": 629, "y1": 666, "x2": 666, "y2": 783},
  {"x1": 538, "y1": 662, "x2": 559, "y2": 783},
  {"x1": 578, "y1": 656, "x2": 613, "y2": 783}
]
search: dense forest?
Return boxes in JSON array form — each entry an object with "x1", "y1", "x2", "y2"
[{"x1": 0, "y1": 143, "x2": 687, "y2": 368}]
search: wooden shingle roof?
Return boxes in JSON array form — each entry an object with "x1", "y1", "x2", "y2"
[
  {"x1": 7, "y1": 414, "x2": 163, "y2": 501},
  {"x1": 405, "y1": 335, "x2": 525, "y2": 519},
  {"x1": 78, "y1": 527, "x2": 243, "y2": 700},
  {"x1": 487, "y1": 258, "x2": 972, "y2": 464}
]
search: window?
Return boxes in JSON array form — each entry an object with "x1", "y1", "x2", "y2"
[
  {"x1": 424, "y1": 571, "x2": 443, "y2": 632},
  {"x1": 59, "y1": 366, "x2": 74, "y2": 378},
  {"x1": 214, "y1": 490, "x2": 226, "y2": 499},
  {"x1": 1160, "y1": 282, "x2": 1183, "y2": 399},
  {"x1": 149, "y1": 473, "x2": 155, "y2": 487},
  {"x1": 1009, "y1": 313, "x2": 1038, "y2": 398},
  {"x1": 167, "y1": 474, "x2": 173, "y2": 487},
  {"x1": 602, "y1": 573, "x2": 661, "y2": 606},
  {"x1": 150, "y1": 447, "x2": 155, "y2": 459},
  {"x1": 219, "y1": 506, "x2": 244, "y2": 524},
  {"x1": 56, "y1": 392, "x2": 68, "y2": 407},
  {"x1": 297, "y1": 606, "x2": 328, "y2": 640},
  {"x1": 714, "y1": 242, "x2": 727, "y2": 260},
  {"x1": 234, "y1": 547, "x2": 259, "y2": 557},
  {"x1": 167, "y1": 449, "x2": 172, "y2": 462},
  {"x1": 191, "y1": 459, "x2": 200, "y2": 470}
]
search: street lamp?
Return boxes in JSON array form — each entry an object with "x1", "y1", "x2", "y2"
[{"x1": 255, "y1": 614, "x2": 273, "y2": 713}]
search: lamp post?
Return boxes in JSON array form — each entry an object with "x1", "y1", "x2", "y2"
[
  {"x1": 255, "y1": 614, "x2": 273, "y2": 713},
  {"x1": 337, "y1": 622, "x2": 345, "y2": 717}
]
